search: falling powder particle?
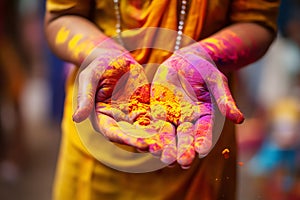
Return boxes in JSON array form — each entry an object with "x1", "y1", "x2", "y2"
[
  {"x1": 237, "y1": 161, "x2": 244, "y2": 166},
  {"x1": 222, "y1": 148, "x2": 230, "y2": 159}
]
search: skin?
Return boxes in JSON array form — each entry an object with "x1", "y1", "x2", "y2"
[
  {"x1": 200, "y1": 23, "x2": 275, "y2": 73},
  {"x1": 45, "y1": 8, "x2": 275, "y2": 168},
  {"x1": 151, "y1": 50, "x2": 244, "y2": 167}
]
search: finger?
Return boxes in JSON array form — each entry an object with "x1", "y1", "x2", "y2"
[
  {"x1": 133, "y1": 120, "x2": 161, "y2": 153},
  {"x1": 176, "y1": 122, "x2": 195, "y2": 169},
  {"x1": 202, "y1": 64, "x2": 244, "y2": 124},
  {"x1": 180, "y1": 56, "x2": 244, "y2": 124},
  {"x1": 137, "y1": 120, "x2": 164, "y2": 156},
  {"x1": 147, "y1": 135, "x2": 162, "y2": 157},
  {"x1": 73, "y1": 59, "x2": 106, "y2": 123},
  {"x1": 160, "y1": 122, "x2": 177, "y2": 165},
  {"x1": 167, "y1": 162, "x2": 177, "y2": 168},
  {"x1": 129, "y1": 111, "x2": 150, "y2": 124},
  {"x1": 95, "y1": 102, "x2": 130, "y2": 122},
  {"x1": 194, "y1": 114, "x2": 213, "y2": 158},
  {"x1": 96, "y1": 101, "x2": 149, "y2": 125},
  {"x1": 96, "y1": 114, "x2": 149, "y2": 149}
]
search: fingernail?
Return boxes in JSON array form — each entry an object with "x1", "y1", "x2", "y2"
[
  {"x1": 72, "y1": 108, "x2": 84, "y2": 123},
  {"x1": 198, "y1": 153, "x2": 209, "y2": 158},
  {"x1": 232, "y1": 110, "x2": 244, "y2": 124},
  {"x1": 167, "y1": 162, "x2": 176, "y2": 168},
  {"x1": 181, "y1": 165, "x2": 191, "y2": 170},
  {"x1": 72, "y1": 112, "x2": 80, "y2": 122},
  {"x1": 136, "y1": 148, "x2": 148, "y2": 153},
  {"x1": 236, "y1": 115, "x2": 244, "y2": 124}
]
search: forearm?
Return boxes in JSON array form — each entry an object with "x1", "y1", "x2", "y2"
[
  {"x1": 200, "y1": 23, "x2": 276, "y2": 73},
  {"x1": 44, "y1": 14, "x2": 108, "y2": 66}
]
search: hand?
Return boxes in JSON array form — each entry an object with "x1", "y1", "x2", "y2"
[
  {"x1": 95, "y1": 82, "x2": 176, "y2": 153},
  {"x1": 72, "y1": 39, "x2": 152, "y2": 149},
  {"x1": 150, "y1": 42, "x2": 244, "y2": 168}
]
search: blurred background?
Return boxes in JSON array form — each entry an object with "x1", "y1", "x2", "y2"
[
  {"x1": 0, "y1": 0, "x2": 64, "y2": 199},
  {"x1": 0, "y1": 0, "x2": 300, "y2": 200}
]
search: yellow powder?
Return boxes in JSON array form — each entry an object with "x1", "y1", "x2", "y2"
[{"x1": 55, "y1": 26, "x2": 70, "y2": 44}]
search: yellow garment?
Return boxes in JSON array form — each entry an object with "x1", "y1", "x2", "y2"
[
  {"x1": 46, "y1": 0, "x2": 279, "y2": 199},
  {"x1": 58, "y1": 72, "x2": 237, "y2": 200}
]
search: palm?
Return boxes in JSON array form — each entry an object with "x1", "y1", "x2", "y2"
[
  {"x1": 151, "y1": 52, "x2": 244, "y2": 168},
  {"x1": 74, "y1": 47, "x2": 155, "y2": 149},
  {"x1": 94, "y1": 58, "x2": 156, "y2": 149}
]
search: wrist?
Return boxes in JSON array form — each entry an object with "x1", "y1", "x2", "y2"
[
  {"x1": 173, "y1": 42, "x2": 216, "y2": 69},
  {"x1": 80, "y1": 38, "x2": 131, "y2": 69},
  {"x1": 198, "y1": 30, "x2": 253, "y2": 73}
]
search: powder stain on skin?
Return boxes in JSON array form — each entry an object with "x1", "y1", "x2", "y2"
[
  {"x1": 74, "y1": 41, "x2": 96, "y2": 62},
  {"x1": 55, "y1": 26, "x2": 70, "y2": 44},
  {"x1": 68, "y1": 34, "x2": 83, "y2": 49},
  {"x1": 177, "y1": 122, "x2": 195, "y2": 166},
  {"x1": 202, "y1": 30, "x2": 250, "y2": 67},
  {"x1": 68, "y1": 34, "x2": 83, "y2": 58},
  {"x1": 56, "y1": 27, "x2": 96, "y2": 61}
]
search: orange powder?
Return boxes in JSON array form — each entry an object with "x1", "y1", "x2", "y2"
[{"x1": 151, "y1": 84, "x2": 181, "y2": 125}]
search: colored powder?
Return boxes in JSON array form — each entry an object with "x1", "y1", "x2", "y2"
[
  {"x1": 222, "y1": 148, "x2": 230, "y2": 159},
  {"x1": 55, "y1": 26, "x2": 70, "y2": 44},
  {"x1": 150, "y1": 84, "x2": 181, "y2": 125}
]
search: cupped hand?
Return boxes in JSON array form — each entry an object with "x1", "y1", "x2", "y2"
[
  {"x1": 150, "y1": 43, "x2": 244, "y2": 168},
  {"x1": 73, "y1": 40, "x2": 155, "y2": 149}
]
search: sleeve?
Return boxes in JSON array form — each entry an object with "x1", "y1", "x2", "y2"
[
  {"x1": 46, "y1": 0, "x2": 93, "y2": 18},
  {"x1": 230, "y1": 0, "x2": 280, "y2": 33}
]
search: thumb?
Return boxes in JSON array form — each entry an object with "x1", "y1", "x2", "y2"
[
  {"x1": 73, "y1": 60, "x2": 105, "y2": 123},
  {"x1": 197, "y1": 62, "x2": 244, "y2": 124},
  {"x1": 207, "y1": 72, "x2": 244, "y2": 124}
]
